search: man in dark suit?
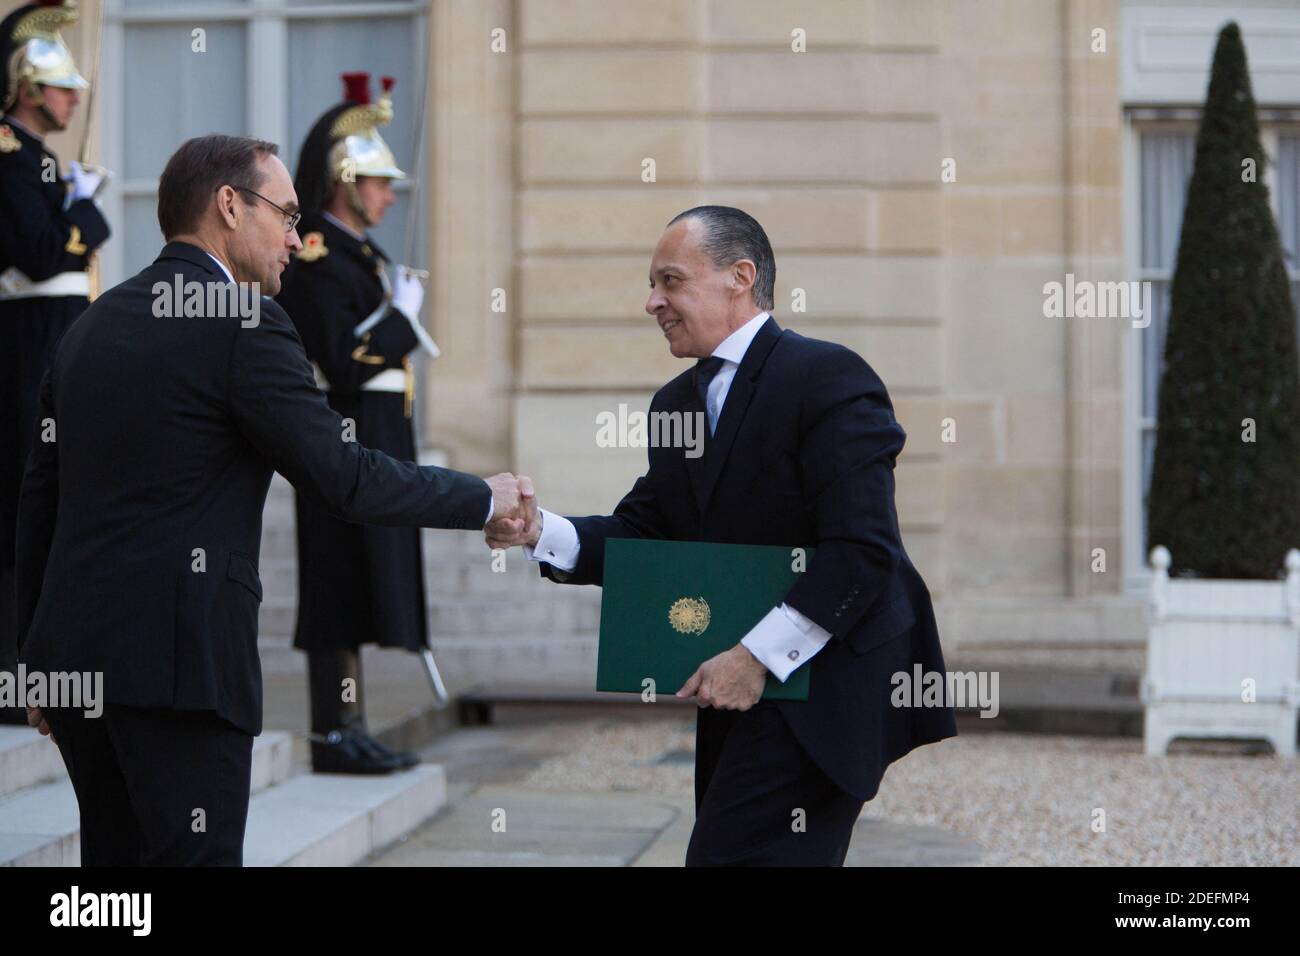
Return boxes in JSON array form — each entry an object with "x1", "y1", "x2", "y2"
[
  {"x1": 16, "y1": 134, "x2": 527, "y2": 866},
  {"x1": 486, "y1": 206, "x2": 957, "y2": 866}
]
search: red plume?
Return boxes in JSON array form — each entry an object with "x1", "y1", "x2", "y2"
[
  {"x1": 381, "y1": 76, "x2": 396, "y2": 94},
  {"x1": 340, "y1": 72, "x2": 370, "y2": 106}
]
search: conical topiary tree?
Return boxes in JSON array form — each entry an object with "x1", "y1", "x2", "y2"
[{"x1": 1146, "y1": 21, "x2": 1300, "y2": 580}]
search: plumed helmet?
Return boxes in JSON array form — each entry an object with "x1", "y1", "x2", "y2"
[
  {"x1": 294, "y1": 71, "x2": 405, "y2": 217},
  {"x1": 1, "y1": 1, "x2": 89, "y2": 112}
]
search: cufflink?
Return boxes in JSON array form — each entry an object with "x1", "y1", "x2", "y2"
[{"x1": 787, "y1": 650, "x2": 799, "y2": 661}]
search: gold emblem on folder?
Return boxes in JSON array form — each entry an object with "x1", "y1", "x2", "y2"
[{"x1": 669, "y1": 597, "x2": 711, "y2": 636}]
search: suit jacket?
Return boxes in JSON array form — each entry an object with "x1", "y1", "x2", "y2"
[
  {"x1": 15, "y1": 241, "x2": 489, "y2": 735},
  {"x1": 540, "y1": 317, "x2": 957, "y2": 800}
]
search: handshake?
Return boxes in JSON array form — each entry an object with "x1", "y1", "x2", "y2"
[{"x1": 482, "y1": 473, "x2": 542, "y2": 550}]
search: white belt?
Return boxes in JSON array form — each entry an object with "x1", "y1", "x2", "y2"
[
  {"x1": 361, "y1": 368, "x2": 408, "y2": 393},
  {"x1": 313, "y1": 364, "x2": 408, "y2": 394},
  {"x1": 0, "y1": 268, "x2": 91, "y2": 300}
]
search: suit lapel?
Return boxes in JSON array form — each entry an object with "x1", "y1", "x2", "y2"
[{"x1": 690, "y1": 317, "x2": 783, "y2": 515}]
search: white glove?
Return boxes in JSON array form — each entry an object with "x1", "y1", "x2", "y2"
[
  {"x1": 67, "y1": 161, "x2": 108, "y2": 202},
  {"x1": 391, "y1": 267, "x2": 425, "y2": 322}
]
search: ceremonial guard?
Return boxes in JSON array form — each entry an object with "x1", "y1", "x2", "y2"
[
  {"x1": 276, "y1": 72, "x2": 440, "y2": 773},
  {"x1": 0, "y1": 0, "x2": 108, "y2": 724}
]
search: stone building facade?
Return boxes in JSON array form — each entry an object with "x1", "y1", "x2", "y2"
[{"x1": 15, "y1": 0, "x2": 1300, "y2": 692}]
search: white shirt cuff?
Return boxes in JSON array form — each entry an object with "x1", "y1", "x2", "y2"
[
  {"x1": 522, "y1": 508, "x2": 580, "y2": 571},
  {"x1": 484, "y1": 492, "x2": 494, "y2": 526},
  {"x1": 740, "y1": 603, "x2": 832, "y2": 682}
]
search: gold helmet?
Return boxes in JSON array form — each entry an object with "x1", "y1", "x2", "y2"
[
  {"x1": 294, "y1": 72, "x2": 404, "y2": 226},
  {"x1": 1, "y1": 1, "x2": 89, "y2": 113},
  {"x1": 329, "y1": 72, "x2": 406, "y2": 182}
]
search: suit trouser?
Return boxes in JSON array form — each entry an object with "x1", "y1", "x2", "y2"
[
  {"x1": 0, "y1": 566, "x2": 14, "y2": 670},
  {"x1": 0, "y1": 566, "x2": 25, "y2": 723},
  {"x1": 686, "y1": 701, "x2": 864, "y2": 866},
  {"x1": 44, "y1": 704, "x2": 253, "y2": 866}
]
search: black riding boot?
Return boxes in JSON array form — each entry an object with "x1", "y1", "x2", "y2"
[{"x1": 307, "y1": 647, "x2": 417, "y2": 773}]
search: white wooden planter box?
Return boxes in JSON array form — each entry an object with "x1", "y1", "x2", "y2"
[{"x1": 1142, "y1": 547, "x2": 1300, "y2": 757}]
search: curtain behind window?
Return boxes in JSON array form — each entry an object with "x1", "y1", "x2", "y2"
[{"x1": 1138, "y1": 131, "x2": 1195, "y2": 553}]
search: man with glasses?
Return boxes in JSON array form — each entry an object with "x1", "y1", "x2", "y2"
[
  {"x1": 236, "y1": 185, "x2": 302, "y2": 233},
  {"x1": 15, "y1": 134, "x2": 530, "y2": 865},
  {"x1": 276, "y1": 72, "x2": 439, "y2": 775}
]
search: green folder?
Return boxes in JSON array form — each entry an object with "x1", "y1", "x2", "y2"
[{"x1": 598, "y1": 538, "x2": 811, "y2": 702}]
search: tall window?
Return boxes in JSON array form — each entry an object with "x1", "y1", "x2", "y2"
[
  {"x1": 1135, "y1": 123, "x2": 1300, "y2": 559},
  {"x1": 101, "y1": 0, "x2": 428, "y2": 284},
  {"x1": 1280, "y1": 133, "x2": 1300, "y2": 318}
]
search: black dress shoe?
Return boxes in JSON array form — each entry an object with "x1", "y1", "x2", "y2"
[
  {"x1": 310, "y1": 727, "x2": 402, "y2": 774},
  {"x1": 351, "y1": 728, "x2": 420, "y2": 770}
]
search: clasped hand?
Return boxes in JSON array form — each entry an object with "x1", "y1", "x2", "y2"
[
  {"x1": 479, "y1": 474, "x2": 767, "y2": 711},
  {"x1": 482, "y1": 473, "x2": 541, "y2": 549}
]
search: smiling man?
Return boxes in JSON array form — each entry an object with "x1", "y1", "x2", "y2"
[
  {"x1": 486, "y1": 205, "x2": 958, "y2": 866},
  {"x1": 15, "y1": 134, "x2": 528, "y2": 866}
]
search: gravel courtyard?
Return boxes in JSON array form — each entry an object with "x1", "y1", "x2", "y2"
[{"x1": 515, "y1": 716, "x2": 1299, "y2": 866}]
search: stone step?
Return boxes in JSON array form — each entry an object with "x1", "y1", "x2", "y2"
[
  {"x1": 0, "y1": 724, "x2": 293, "y2": 800},
  {"x1": 0, "y1": 730, "x2": 293, "y2": 867},
  {"x1": 256, "y1": 586, "x2": 601, "y2": 640},
  {"x1": 259, "y1": 602, "x2": 297, "y2": 638},
  {"x1": 255, "y1": 559, "x2": 296, "y2": 601},
  {"x1": 258, "y1": 522, "x2": 298, "y2": 563},
  {"x1": 0, "y1": 726, "x2": 68, "y2": 798},
  {"x1": 254, "y1": 543, "x2": 531, "y2": 588},
  {"x1": 256, "y1": 529, "x2": 496, "y2": 568},
  {"x1": 242, "y1": 764, "x2": 446, "y2": 867},
  {"x1": 258, "y1": 529, "x2": 485, "y2": 566},
  {"x1": 254, "y1": 633, "x2": 601, "y2": 689}
]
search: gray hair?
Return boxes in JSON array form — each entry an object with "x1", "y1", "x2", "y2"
[{"x1": 666, "y1": 205, "x2": 775, "y2": 311}]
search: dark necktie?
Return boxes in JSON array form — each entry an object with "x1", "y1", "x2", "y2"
[{"x1": 694, "y1": 355, "x2": 726, "y2": 434}]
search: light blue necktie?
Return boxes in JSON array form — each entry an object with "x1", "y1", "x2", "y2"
[{"x1": 694, "y1": 356, "x2": 725, "y2": 436}]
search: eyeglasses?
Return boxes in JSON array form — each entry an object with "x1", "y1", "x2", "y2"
[{"x1": 227, "y1": 185, "x2": 302, "y2": 232}]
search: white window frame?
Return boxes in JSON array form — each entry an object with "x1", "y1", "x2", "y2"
[
  {"x1": 97, "y1": 0, "x2": 429, "y2": 287},
  {"x1": 1122, "y1": 113, "x2": 1300, "y2": 593}
]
